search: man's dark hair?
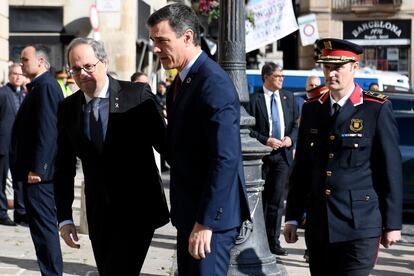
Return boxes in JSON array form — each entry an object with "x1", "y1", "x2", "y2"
[
  {"x1": 130, "y1": 71, "x2": 147, "y2": 82},
  {"x1": 261, "y1": 62, "x2": 283, "y2": 82},
  {"x1": 147, "y1": 3, "x2": 201, "y2": 46}
]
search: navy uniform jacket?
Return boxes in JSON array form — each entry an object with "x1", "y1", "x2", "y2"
[
  {"x1": 166, "y1": 51, "x2": 250, "y2": 231},
  {"x1": 10, "y1": 71, "x2": 63, "y2": 182},
  {"x1": 285, "y1": 84, "x2": 403, "y2": 242},
  {"x1": 54, "y1": 76, "x2": 169, "y2": 240},
  {"x1": 248, "y1": 88, "x2": 299, "y2": 165}
]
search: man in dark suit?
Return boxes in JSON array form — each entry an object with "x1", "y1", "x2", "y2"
[
  {"x1": 248, "y1": 62, "x2": 299, "y2": 256},
  {"x1": 0, "y1": 63, "x2": 27, "y2": 226},
  {"x1": 10, "y1": 44, "x2": 64, "y2": 275},
  {"x1": 53, "y1": 37, "x2": 169, "y2": 276},
  {"x1": 147, "y1": 4, "x2": 250, "y2": 276},
  {"x1": 284, "y1": 38, "x2": 402, "y2": 275}
]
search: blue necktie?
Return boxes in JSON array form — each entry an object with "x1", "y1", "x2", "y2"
[
  {"x1": 89, "y1": 98, "x2": 103, "y2": 152},
  {"x1": 271, "y1": 93, "x2": 281, "y2": 139}
]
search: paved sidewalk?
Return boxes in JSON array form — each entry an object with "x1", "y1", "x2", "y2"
[{"x1": 1, "y1": 169, "x2": 413, "y2": 275}]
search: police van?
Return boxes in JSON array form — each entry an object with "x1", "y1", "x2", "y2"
[{"x1": 246, "y1": 68, "x2": 411, "y2": 94}]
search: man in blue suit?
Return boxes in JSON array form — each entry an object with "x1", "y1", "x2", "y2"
[
  {"x1": 248, "y1": 62, "x2": 299, "y2": 256},
  {"x1": 148, "y1": 4, "x2": 251, "y2": 275},
  {"x1": 10, "y1": 44, "x2": 63, "y2": 276},
  {"x1": 284, "y1": 38, "x2": 402, "y2": 275}
]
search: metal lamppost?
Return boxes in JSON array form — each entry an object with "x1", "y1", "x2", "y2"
[{"x1": 217, "y1": 0, "x2": 282, "y2": 275}]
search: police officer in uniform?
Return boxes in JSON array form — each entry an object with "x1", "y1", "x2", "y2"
[{"x1": 283, "y1": 38, "x2": 402, "y2": 276}]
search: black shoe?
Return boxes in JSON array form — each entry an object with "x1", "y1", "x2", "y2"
[
  {"x1": 14, "y1": 216, "x2": 29, "y2": 227},
  {"x1": 270, "y1": 245, "x2": 288, "y2": 256},
  {"x1": 0, "y1": 216, "x2": 17, "y2": 226},
  {"x1": 303, "y1": 249, "x2": 309, "y2": 263}
]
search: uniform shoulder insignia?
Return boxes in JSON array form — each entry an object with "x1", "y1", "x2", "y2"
[{"x1": 363, "y1": 90, "x2": 388, "y2": 102}]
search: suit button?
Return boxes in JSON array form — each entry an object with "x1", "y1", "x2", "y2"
[
  {"x1": 310, "y1": 142, "x2": 314, "y2": 147},
  {"x1": 325, "y1": 189, "x2": 332, "y2": 196},
  {"x1": 354, "y1": 143, "x2": 359, "y2": 148},
  {"x1": 365, "y1": 195, "x2": 370, "y2": 201},
  {"x1": 330, "y1": 135, "x2": 335, "y2": 141},
  {"x1": 326, "y1": 171, "x2": 332, "y2": 176},
  {"x1": 328, "y1": 153, "x2": 334, "y2": 159}
]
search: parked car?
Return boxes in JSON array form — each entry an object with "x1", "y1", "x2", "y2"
[
  {"x1": 394, "y1": 111, "x2": 414, "y2": 208},
  {"x1": 246, "y1": 69, "x2": 411, "y2": 94},
  {"x1": 384, "y1": 93, "x2": 414, "y2": 112}
]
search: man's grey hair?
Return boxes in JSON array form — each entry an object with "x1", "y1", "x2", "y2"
[
  {"x1": 261, "y1": 62, "x2": 283, "y2": 82},
  {"x1": 66, "y1": 37, "x2": 107, "y2": 66},
  {"x1": 26, "y1": 44, "x2": 51, "y2": 70},
  {"x1": 147, "y1": 3, "x2": 201, "y2": 46},
  {"x1": 8, "y1": 63, "x2": 22, "y2": 75}
]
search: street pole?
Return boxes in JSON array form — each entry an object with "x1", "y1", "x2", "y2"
[{"x1": 217, "y1": 0, "x2": 282, "y2": 275}]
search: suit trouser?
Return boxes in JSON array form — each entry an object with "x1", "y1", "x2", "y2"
[
  {"x1": 13, "y1": 180, "x2": 26, "y2": 220},
  {"x1": 262, "y1": 152, "x2": 289, "y2": 247},
  {"x1": 90, "y1": 223, "x2": 154, "y2": 276},
  {"x1": 0, "y1": 155, "x2": 10, "y2": 219},
  {"x1": 176, "y1": 227, "x2": 238, "y2": 276},
  {"x1": 307, "y1": 236, "x2": 380, "y2": 276},
  {"x1": 24, "y1": 181, "x2": 63, "y2": 276}
]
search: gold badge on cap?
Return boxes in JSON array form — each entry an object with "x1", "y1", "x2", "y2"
[
  {"x1": 324, "y1": 41, "x2": 332, "y2": 50},
  {"x1": 350, "y1": 119, "x2": 363, "y2": 132}
]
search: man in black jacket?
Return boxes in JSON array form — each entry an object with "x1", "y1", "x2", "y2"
[
  {"x1": 54, "y1": 37, "x2": 169, "y2": 275},
  {"x1": 0, "y1": 63, "x2": 26, "y2": 226},
  {"x1": 248, "y1": 62, "x2": 299, "y2": 255}
]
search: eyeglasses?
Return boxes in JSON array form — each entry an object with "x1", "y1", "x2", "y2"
[
  {"x1": 10, "y1": 72, "x2": 24, "y2": 77},
  {"x1": 68, "y1": 60, "x2": 101, "y2": 76},
  {"x1": 271, "y1": 74, "x2": 284, "y2": 79}
]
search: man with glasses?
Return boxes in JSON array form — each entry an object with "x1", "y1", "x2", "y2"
[
  {"x1": 0, "y1": 63, "x2": 27, "y2": 227},
  {"x1": 284, "y1": 38, "x2": 402, "y2": 275},
  {"x1": 248, "y1": 62, "x2": 299, "y2": 256},
  {"x1": 53, "y1": 37, "x2": 169, "y2": 275},
  {"x1": 10, "y1": 44, "x2": 64, "y2": 276}
]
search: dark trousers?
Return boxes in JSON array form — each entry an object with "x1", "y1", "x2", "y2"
[
  {"x1": 0, "y1": 155, "x2": 9, "y2": 219},
  {"x1": 24, "y1": 182, "x2": 63, "y2": 276},
  {"x1": 13, "y1": 180, "x2": 26, "y2": 220},
  {"x1": 308, "y1": 236, "x2": 380, "y2": 276},
  {"x1": 177, "y1": 227, "x2": 238, "y2": 276},
  {"x1": 262, "y1": 152, "x2": 289, "y2": 248},
  {"x1": 91, "y1": 226, "x2": 154, "y2": 276}
]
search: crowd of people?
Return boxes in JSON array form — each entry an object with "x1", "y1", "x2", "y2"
[{"x1": 0, "y1": 3, "x2": 403, "y2": 276}]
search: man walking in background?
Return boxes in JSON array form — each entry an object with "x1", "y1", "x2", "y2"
[
  {"x1": 0, "y1": 63, "x2": 26, "y2": 226},
  {"x1": 10, "y1": 44, "x2": 63, "y2": 276}
]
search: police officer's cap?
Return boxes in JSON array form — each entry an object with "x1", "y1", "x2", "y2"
[{"x1": 315, "y1": 38, "x2": 363, "y2": 64}]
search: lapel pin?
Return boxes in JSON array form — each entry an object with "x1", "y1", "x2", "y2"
[{"x1": 186, "y1": 77, "x2": 191, "y2": 84}]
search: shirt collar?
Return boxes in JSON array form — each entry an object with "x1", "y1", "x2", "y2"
[
  {"x1": 84, "y1": 75, "x2": 110, "y2": 104},
  {"x1": 329, "y1": 83, "x2": 355, "y2": 108},
  {"x1": 178, "y1": 50, "x2": 203, "y2": 82},
  {"x1": 263, "y1": 85, "x2": 279, "y2": 97}
]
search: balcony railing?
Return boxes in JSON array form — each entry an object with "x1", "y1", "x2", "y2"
[{"x1": 333, "y1": 0, "x2": 402, "y2": 13}]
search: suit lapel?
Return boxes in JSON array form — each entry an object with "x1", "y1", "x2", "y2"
[
  {"x1": 257, "y1": 90, "x2": 269, "y2": 129},
  {"x1": 168, "y1": 51, "x2": 208, "y2": 120},
  {"x1": 334, "y1": 100, "x2": 357, "y2": 130},
  {"x1": 279, "y1": 90, "x2": 290, "y2": 127}
]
